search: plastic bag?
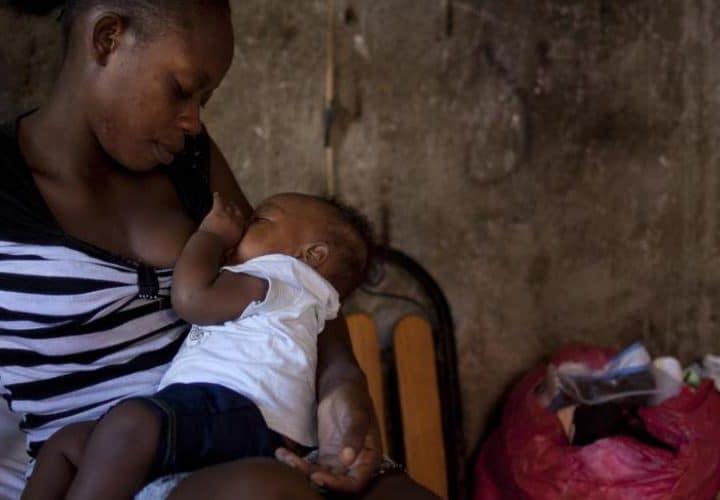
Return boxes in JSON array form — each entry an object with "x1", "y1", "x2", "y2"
[
  {"x1": 703, "y1": 355, "x2": 720, "y2": 392},
  {"x1": 474, "y1": 345, "x2": 720, "y2": 500},
  {"x1": 539, "y1": 343, "x2": 682, "y2": 409}
]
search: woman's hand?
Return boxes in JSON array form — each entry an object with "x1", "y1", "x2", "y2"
[
  {"x1": 198, "y1": 192, "x2": 245, "y2": 249},
  {"x1": 276, "y1": 380, "x2": 383, "y2": 493}
]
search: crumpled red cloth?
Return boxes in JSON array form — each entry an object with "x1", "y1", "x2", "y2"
[{"x1": 474, "y1": 345, "x2": 720, "y2": 500}]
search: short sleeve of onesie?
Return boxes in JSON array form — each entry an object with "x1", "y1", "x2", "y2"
[{"x1": 222, "y1": 254, "x2": 340, "y2": 324}]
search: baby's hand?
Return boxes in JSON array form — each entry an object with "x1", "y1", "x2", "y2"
[{"x1": 199, "y1": 192, "x2": 245, "y2": 249}]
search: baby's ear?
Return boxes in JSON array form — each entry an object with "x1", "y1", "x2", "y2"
[{"x1": 299, "y1": 242, "x2": 329, "y2": 269}]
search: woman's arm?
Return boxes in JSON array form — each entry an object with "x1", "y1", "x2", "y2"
[
  {"x1": 275, "y1": 311, "x2": 383, "y2": 493},
  {"x1": 312, "y1": 315, "x2": 383, "y2": 490},
  {"x1": 207, "y1": 133, "x2": 382, "y2": 492}
]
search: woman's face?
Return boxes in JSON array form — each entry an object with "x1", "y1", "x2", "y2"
[{"x1": 86, "y1": 9, "x2": 234, "y2": 171}]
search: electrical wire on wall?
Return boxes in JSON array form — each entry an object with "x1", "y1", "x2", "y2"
[
  {"x1": 324, "y1": 0, "x2": 337, "y2": 197},
  {"x1": 443, "y1": 0, "x2": 454, "y2": 37}
]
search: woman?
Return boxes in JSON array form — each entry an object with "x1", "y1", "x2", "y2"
[{"x1": 0, "y1": 1, "x2": 437, "y2": 498}]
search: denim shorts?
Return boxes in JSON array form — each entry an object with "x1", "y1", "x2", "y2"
[{"x1": 133, "y1": 382, "x2": 286, "y2": 479}]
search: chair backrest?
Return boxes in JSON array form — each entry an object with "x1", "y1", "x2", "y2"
[{"x1": 348, "y1": 313, "x2": 448, "y2": 499}]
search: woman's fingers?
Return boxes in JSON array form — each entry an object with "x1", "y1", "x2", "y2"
[
  {"x1": 275, "y1": 448, "x2": 326, "y2": 476},
  {"x1": 310, "y1": 469, "x2": 361, "y2": 491},
  {"x1": 309, "y1": 449, "x2": 375, "y2": 493},
  {"x1": 313, "y1": 378, "x2": 385, "y2": 493},
  {"x1": 317, "y1": 396, "x2": 369, "y2": 463},
  {"x1": 275, "y1": 448, "x2": 310, "y2": 473},
  {"x1": 339, "y1": 412, "x2": 368, "y2": 459},
  {"x1": 343, "y1": 442, "x2": 381, "y2": 487},
  {"x1": 310, "y1": 431, "x2": 382, "y2": 493},
  {"x1": 275, "y1": 442, "x2": 381, "y2": 494}
]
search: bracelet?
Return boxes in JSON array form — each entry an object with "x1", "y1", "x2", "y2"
[{"x1": 371, "y1": 456, "x2": 406, "y2": 479}]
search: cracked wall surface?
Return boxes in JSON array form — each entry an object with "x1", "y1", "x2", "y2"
[{"x1": 2, "y1": 0, "x2": 720, "y2": 459}]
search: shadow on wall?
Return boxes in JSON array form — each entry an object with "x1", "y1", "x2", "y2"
[
  {"x1": 7, "y1": 1, "x2": 64, "y2": 15},
  {"x1": 0, "y1": 51, "x2": 7, "y2": 116}
]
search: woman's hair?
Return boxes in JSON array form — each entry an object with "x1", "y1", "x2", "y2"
[{"x1": 61, "y1": 0, "x2": 229, "y2": 47}]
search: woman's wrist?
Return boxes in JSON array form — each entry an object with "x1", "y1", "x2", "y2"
[
  {"x1": 316, "y1": 315, "x2": 365, "y2": 398},
  {"x1": 318, "y1": 360, "x2": 365, "y2": 397},
  {"x1": 318, "y1": 374, "x2": 371, "y2": 410}
]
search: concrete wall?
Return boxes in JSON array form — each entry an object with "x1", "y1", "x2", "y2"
[{"x1": 2, "y1": 0, "x2": 720, "y2": 456}]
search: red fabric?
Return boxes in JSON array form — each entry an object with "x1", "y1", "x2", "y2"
[{"x1": 474, "y1": 345, "x2": 720, "y2": 500}]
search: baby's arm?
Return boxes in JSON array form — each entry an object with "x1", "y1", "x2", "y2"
[{"x1": 172, "y1": 193, "x2": 267, "y2": 325}]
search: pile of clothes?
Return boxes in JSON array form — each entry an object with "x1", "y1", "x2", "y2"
[{"x1": 474, "y1": 344, "x2": 720, "y2": 500}]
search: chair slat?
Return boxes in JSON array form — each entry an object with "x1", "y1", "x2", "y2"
[
  {"x1": 347, "y1": 313, "x2": 389, "y2": 454},
  {"x1": 394, "y1": 315, "x2": 448, "y2": 499}
]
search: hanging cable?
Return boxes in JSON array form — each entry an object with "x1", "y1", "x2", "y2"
[{"x1": 324, "y1": 0, "x2": 337, "y2": 196}]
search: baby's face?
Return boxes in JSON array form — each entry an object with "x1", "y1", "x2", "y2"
[{"x1": 229, "y1": 194, "x2": 330, "y2": 265}]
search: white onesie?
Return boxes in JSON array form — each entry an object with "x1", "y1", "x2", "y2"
[{"x1": 159, "y1": 253, "x2": 340, "y2": 447}]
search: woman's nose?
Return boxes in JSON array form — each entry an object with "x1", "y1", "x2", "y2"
[{"x1": 178, "y1": 102, "x2": 203, "y2": 136}]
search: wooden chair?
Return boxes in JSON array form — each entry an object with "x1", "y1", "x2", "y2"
[{"x1": 347, "y1": 313, "x2": 449, "y2": 499}]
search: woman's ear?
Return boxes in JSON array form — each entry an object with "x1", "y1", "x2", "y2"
[
  {"x1": 299, "y1": 242, "x2": 329, "y2": 269},
  {"x1": 92, "y1": 14, "x2": 126, "y2": 65}
]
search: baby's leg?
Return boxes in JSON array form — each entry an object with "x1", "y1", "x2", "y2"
[
  {"x1": 22, "y1": 421, "x2": 95, "y2": 500},
  {"x1": 65, "y1": 400, "x2": 161, "y2": 500}
]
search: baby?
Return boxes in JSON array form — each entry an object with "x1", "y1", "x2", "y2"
[{"x1": 22, "y1": 192, "x2": 373, "y2": 499}]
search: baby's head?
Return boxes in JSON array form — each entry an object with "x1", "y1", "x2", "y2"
[{"x1": 230, "y1": 193, "x2": 374, "y2": 298}]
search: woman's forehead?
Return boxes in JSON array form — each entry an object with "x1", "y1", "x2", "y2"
[{"x1": 144, "y1": 20, "x2": 233, "y2": 84}]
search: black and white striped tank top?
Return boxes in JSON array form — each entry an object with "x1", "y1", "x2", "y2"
[{"x1": 0, "y1": 115, "x2": 212, "y2": 459}]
